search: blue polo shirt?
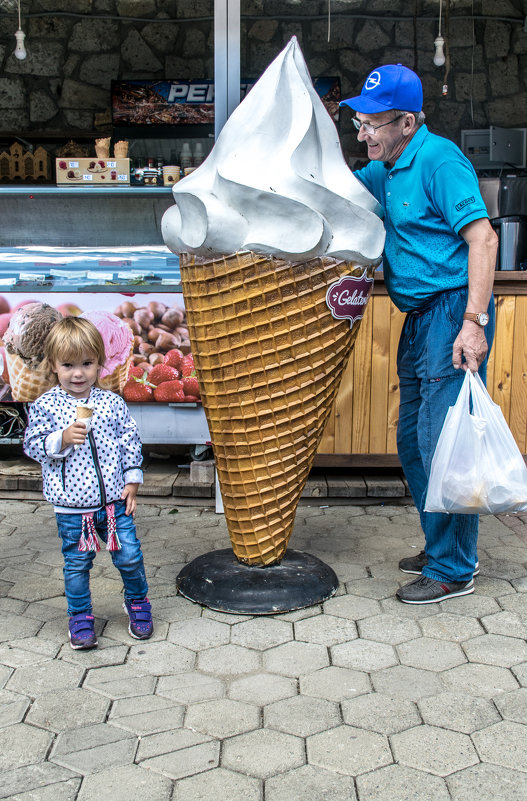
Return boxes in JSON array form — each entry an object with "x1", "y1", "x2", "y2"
[{"x1": 354, "y1": 125, "x2": 488, "y2": 312}]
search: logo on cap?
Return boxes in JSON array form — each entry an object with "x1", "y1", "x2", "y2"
[{"x1": 365, "y1": 71, "x2": 381, "y2": 91}]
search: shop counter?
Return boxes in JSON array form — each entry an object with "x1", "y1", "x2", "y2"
[{"x1": 316, "y1": 271, "x2": 527, "y2": 465}]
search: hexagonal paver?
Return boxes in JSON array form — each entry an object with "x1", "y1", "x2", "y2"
[
  {"x1": 419, "y1": 612, "x2": 484, "y2": 641},
  {"x1": 331, "y1": 639, "x2": 398, "y2": 672},
  {"x1": 494, "y1": 687, "x2": 527, "y2": 724},
  {"x1": 342, "y1": 693, "x2": 420, "y2": 734},
  {"x1": 156, "y1": 671, "x2": 225, "y2": 703},
  {"x1": 265, "y1": 764, "x2": 356, "y2": 801},
  {"x1": 418, "y1": 691, "x2": 500, "y2": 734},
  {"x1": 293, "y1": 614, "x2": 357, "y2": 646},
  {"x1": 442, "y1": 663, "x2": 519, "y2": 698},
  {"x1": 140, "y1": 740, "x2": 220, "y2": 780},
  {"x1": 0, "y1": 722, "x2": 53, "y2": 770},
  {"x1": 6, "y1": 660, "x2": 84, "y2": 696},
  {"x1": 264, "y1": 695, "x2": 340, "y2": 737},
  {"x1": 356, "y1": 764, "x2": 450, "y2": 801},
  {"x1": 397, "y1": 637, "x2": 466, "y2": 672},
  {"x1": 371, "y1": 665, "x2": 444, "y2": 700},
  {"x1": 112, "y1": 704, "x2": 185, "y2": 736},
  {"x1": 229, "y1": 672, "x2": 297, "y2": 705},
  {"x1": 462, "y1": 634, "x2": 527, "y2": 668},
  {"x1": 168, "y1": 618, "x2": 231, "y2": 651},
  {"x1": 395, "y1": 725, "x2": 478, "y2": 779},
  {"x1": 472, "y1": 721, "x2": 527, "y2": 771},
  {"x1": 222, "y1": 729, "x2": 304, "y2": 778},
  {"x1": 25, "y1": 687, "x2": 110, "y2": 732},
  {"x1": 439, "y1": 594, "x2": 500, "y2": 618},
  {"x1": 300, "y1": 666, "x2": 370, "y2": 702},
  {"x1": 231, "y1": 618, "x2": 293, "y2": 650},
  {"x1": 307, "y1": 725, "x2": 392, "y2": 776},
  {"x1": 357, "y1": 613, "x2": 420, "y2": 644},
  {"x1": 263, "y1": 641, "x2": 329, "y2": 677},
  {"x1": 446, "y1": 762, "x2": 527, "y2": 801},
  {"x1": 198, "y1": 644, "x2": 261, "y2": 676},
  {"x1": 481, "y1": 610, "x2": 527, "y2": 639},
  {"x1": 126, "y1": 641, "x2": 195, "y2": 674},
  {"x1": 323, "y1": 594, "x2": 381, "y2": 620},
  {"x1": 185, "y1": 698, "x2": 260, "y2": 738},
  {"x1": 173, "y1": 768, "x2": 261, "y2": 801},
  {"x1": 78, "y1": 763, "x2": 172, "y2": 801}
]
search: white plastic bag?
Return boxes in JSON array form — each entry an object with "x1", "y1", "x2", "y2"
[{"x1": 424, "y1": 370, "x2": 527, "y2": 515}]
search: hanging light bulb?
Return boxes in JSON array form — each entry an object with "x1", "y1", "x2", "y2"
[
  {"x1": 14, "y1": 0, "x2": 27, "y2": 60},
  {"x1": 433, "y1": 0, "x2": 445, "y2": 67},
  {"x1": 433, "y1": 34, "x2": 445, "y2": 67}
]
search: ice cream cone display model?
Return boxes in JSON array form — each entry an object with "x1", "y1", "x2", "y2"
[
  {"x1": 3, "y1": 303, "x2": 61, "y2": 401},
  {"x1": 180, "y1": 252, "x2": 377, "y2": 565},
  {"x1": 162, "y1": 38, "x2": 385, "y2": 609}
]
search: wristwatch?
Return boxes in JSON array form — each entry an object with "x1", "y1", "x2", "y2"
[{"x1": 463, "y1": 311, "x2": 489, "y2": 327}]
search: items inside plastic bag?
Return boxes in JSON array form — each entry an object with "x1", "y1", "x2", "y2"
[{"x1": 424, "y1": 370, "x2": 527, "y2": 515}]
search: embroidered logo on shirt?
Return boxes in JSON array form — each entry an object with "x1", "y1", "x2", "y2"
[{"x1": 455, "y1": 196, "x2": 475, "y2": 211}]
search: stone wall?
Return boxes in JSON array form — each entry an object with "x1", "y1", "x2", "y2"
[{"x1": 0, "y1": 0, "x2": 525, "y2": 161}]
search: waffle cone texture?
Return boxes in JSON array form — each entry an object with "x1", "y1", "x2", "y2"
[
  {"x1": 180, "y1": 251, "x2": 376, "y2": 566},
  {"x1": 5, "y1": 352, "x2": 55, "y2": 401}
]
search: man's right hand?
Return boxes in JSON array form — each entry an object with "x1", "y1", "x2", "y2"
[{"x1": 62, "y1": 421, "x2": 87, "y2": 449}]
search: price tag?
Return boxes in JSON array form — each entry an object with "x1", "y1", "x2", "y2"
[
  {"x1": 68, "y1": 161, "x2": 79, "y2": 168},
  {"x1": 83, "y1": 174, "x2": 93, "y2": 181},
  {"x1": 107, "y1": 161, "x2": 116, "y2": 168},
  {"x1": 117, "y1": 174, "x2": 127, "y2": 181}
]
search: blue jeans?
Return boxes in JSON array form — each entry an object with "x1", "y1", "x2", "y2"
[
  {"x1": 56, "y1": 500, "x2": 148, "y2": 616},
  {"x1": 396, "y1": 287, "x2": 495, "y2": 583}
]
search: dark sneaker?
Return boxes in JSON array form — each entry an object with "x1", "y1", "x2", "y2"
[
  {"x1": 396, "y1": 575, "x2": 474, "y2": 605},
  {"x1": 399, "y1": 550, "x2": 480, "y2": 577},
  {"x1": 68, "y1": 613, "x2": 98, "y2": 650},
  {"x1": 123, "y1": 598, "x2": 153, "y2": 640}
]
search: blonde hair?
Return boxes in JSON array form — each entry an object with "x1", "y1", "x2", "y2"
[{"x1": 44, "y1": 317, "x2": 106, "y2": 384}]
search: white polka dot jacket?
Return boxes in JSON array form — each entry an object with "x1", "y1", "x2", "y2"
[{"x1": 24, "y1": 385, "x2": 143, "y2": 511}]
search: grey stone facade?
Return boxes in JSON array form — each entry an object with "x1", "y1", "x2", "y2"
[{"x1": 0, "y1": 0, "x2": 525, "y2": 159}]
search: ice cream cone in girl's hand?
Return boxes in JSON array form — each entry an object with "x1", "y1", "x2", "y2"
[{"x1": 75, "y1": 404, "x2": 93, "y2": 449}]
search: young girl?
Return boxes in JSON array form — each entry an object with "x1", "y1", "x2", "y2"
[{"x1": 24, "y1": 316, "x2": 152, "y2": 649}]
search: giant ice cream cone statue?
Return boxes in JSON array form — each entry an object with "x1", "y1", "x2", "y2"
[
  {"x1": 163, "y1": 38, "x2": 385, "y2": 580},
  {"x1": 180, "y1": 252, "x2": 376, "y2": 564}
]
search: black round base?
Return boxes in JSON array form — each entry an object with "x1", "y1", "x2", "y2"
[{"x1": 176, "y1": 548, "x2": 339, "y2": 614}]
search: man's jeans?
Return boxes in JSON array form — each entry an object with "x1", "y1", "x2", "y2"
[
  {"x1": 56, "y1": 500, "x2": 148, "y2": 616},
  {"x1": 396, "y1": 287, "x2": 495, "y2": 583}
]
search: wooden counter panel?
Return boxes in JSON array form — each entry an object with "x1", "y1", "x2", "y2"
[{"x1": 318, "y1": 288, "x2": 527, "y2": 458}]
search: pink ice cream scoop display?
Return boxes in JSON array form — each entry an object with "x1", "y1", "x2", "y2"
[{"x1": 80, "y1": 310, "x2": 133, "y2": 393}]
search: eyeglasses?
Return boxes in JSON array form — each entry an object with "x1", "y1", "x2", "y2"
[{"x1": 352, "y1": 113, "x2": 407, "y2": 136}]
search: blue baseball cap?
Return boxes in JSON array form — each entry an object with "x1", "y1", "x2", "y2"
[{"x1": 340, "y1": 64, "x2": 423, "y2": 114}]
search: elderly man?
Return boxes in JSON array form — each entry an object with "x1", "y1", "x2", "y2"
[{"x1": 341, "y1": 64, "x2": 498, "y2": 604}]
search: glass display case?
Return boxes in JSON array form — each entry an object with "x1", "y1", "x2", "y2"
[{"x1": 0, "y1": 186, "x2": 210, "y2": 446}]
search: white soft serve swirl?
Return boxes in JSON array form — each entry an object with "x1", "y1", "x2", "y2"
[{"x1": 161, "y1": 36, "x2": 385, "y2": 264}]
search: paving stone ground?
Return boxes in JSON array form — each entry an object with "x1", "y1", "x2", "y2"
[{"x1": 0, "y1": 499, "x2": 526, "y2": 800}]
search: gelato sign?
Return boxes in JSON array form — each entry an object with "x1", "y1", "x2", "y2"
[{"x1": 326, "y1": 272, "x2": 374, "y2": 328}]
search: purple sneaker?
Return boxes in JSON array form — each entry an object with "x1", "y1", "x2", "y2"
[
  {"x1": 123, "y1": 598, "x2": 153, "y2": 640},
  {"x1": 68, "y1": 613, "x2": 98, "y2": 650}
]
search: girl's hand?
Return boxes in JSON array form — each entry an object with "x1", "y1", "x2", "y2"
[
  {"x1": 61, "y1": 421, "x2": 87, "y2": 449},
  {"x1": 122, "y1": 483, "x2": 139, "y2": 516}
]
